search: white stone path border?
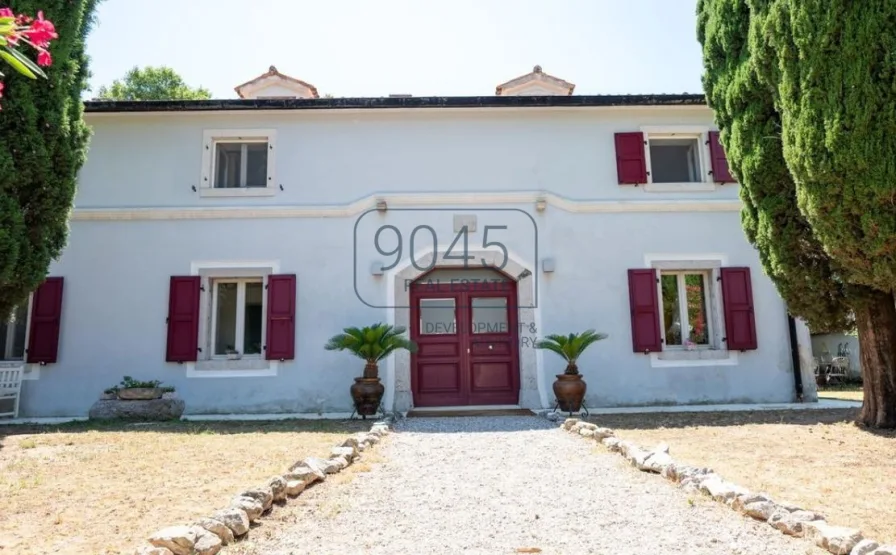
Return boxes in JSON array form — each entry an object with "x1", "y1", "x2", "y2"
[
  {"x1": 131, "y1": 416, "x2": 394, "y2": 555},
  {"x1": 560, "y1": 418, "x2": 894, "y2": 555}
]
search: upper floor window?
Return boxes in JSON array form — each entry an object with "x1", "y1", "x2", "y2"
[
  {"x1": 648, "y1": 136, "x2": 702, "y2": 184},
  {"x1": 214, "y1": 141, "x2": 268, "y2": 189},
  {"x1": 200, "y1": 129, "x2": 277, "y2": 197},
  {"x1": 614, "y1": 126, "x2": 735, "y2": 191}
]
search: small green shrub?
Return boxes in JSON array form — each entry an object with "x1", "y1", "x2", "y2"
[{"x1": 105, "y1": 376, "x2": 174, "y2": 393}]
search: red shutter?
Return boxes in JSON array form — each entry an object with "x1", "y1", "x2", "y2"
[
  {"x1": 708, "y1": 131, "x2": 735, "y2": 183},
  {"x1": 27, "y1": 277, "x2": 64, "y2": 364},
  {"x1": 721, "y1": 267, "x2": 758, "y2": 351},
  {"x1": 166, "y1": 276, "x2": 201, "y2": 362},
  {"x1": 266, "y1": 274, "x2": 296, "y2": 361},
  {"x1": 615, "y1": 132, "x2": 647, "y2": 185},
  {"x1": 627, "y1": 269, "x2": 662, "y2": 353}
]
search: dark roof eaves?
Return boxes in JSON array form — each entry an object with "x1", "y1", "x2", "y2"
[{"x1": 83, "y1": 94, "x2": 707, "y2": 113}]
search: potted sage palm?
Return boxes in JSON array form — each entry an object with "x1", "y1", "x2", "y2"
[
  {"x1": 325, "y1": 323, "x2": 418, "y2": 417},
  {"x1": 536, "y1": 330, "x2": 608, "y2": 412}
]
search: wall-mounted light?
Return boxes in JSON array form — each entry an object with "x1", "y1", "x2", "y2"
[
  {"x1": 376, "y1": 199, "x2": 388, "y2": 212},
  {"x1": 542, "y1": 258, "x2": 556, "y2": 273},
  {"x1": 370, "y1": 262, "x2": 384, "y2": 276},
  {"x1": 518, "y1": 268, "x2": 532, "y2": 280},
  {"x1": 535, "y1": 197, "x2": 547, "y2": 212}
]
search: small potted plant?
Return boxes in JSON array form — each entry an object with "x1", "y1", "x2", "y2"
[
  {"x1": 114, "y1": 376, "x2": 165, "y2": 400},
  {"x1": 536, "y1": 330, "x2": 608, "y2": 413},
  {"x1": 325, "y1": 323, "x2": 417, "y2": 417}
]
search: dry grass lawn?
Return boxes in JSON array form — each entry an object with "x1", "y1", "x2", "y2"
[
  {"x1": 0, "y1": 419, "x2": 369, "y2": 555},
  {"x1": 589, "y1": 409, "x2": 896, "y2": 544},
  {"x1": 817, "y1": 384, "x2": 864, "y2": 402}
]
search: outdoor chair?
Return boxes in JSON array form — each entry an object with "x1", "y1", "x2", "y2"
[
  {"x1": 0, "y1": 367, "x2": 23, "y2": 419},
  {"x1": 828, "y1": 357, "x2": 850, "y2": 383}
]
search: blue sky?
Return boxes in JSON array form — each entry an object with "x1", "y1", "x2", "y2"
[{"x1": 85, "y1": 0, "x2": 704, "y2": 98}]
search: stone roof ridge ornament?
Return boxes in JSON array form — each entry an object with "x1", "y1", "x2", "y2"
[
  {"x1": 495, "y1": 65, "x2": 575, "y2": 96},
  {"x1": 234, "y1": 66, "x2": 320, "y2": 99}
]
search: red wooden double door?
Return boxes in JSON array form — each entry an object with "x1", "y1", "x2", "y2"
[{"x1": 410, "y1": 279, "x2": 520, "y2": 407}]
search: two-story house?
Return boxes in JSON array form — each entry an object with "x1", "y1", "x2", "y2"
[{"x1": 2, "y1": 66, "x2": 817, "y2": 417}]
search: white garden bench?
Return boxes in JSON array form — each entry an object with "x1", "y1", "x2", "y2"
[{"x1": 0, "y1": 367, "x2": 23, "y2": 419}]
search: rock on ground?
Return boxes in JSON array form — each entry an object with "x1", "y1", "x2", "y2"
[
  {"x1": 230, "y1": 416, "x2": 827, "y2": 555},
  {"x1": 88, "y1": 398, "x2": 185, "y2": 420}
]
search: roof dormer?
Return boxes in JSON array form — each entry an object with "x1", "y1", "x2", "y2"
[
  {"x1": 234, "y1": 66, "x2": 319, "y2": 99},
  {"x1": 495, "y1": 65, "x2": 575, "y2": 96}
]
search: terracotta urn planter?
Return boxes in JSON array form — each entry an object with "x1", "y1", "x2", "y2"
[
  {"x1": 117, "y1": 387, "x2": 163, "y2": 400},
  {"x1": 553, "y1": 373, "x2": 587, "y2": 413},
  {"x1": 350, "y1": 377, "x2": 385, "y2": 417},
  {"x1": 325, "y1": 324, "x2": 418, "y2": 418}
]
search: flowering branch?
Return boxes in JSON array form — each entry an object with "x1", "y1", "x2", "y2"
[{"x1": 0, "y1": 7, "x2": 58, "y2": 106}]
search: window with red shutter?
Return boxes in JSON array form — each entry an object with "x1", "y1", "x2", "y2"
[
  {"x1": 615, "y1": 132, "x2": 647, "y2": 184},
  {"x1": 708, "y1": 131, "x2": 735, "y2": 183},
  {"x1": 720, "y1": 267, "x2": 757, "y2": 351},
  {"x1": 166, "y1": 276, "x2": 201, "y2": 362},
  {"x1": 266, "y1": 274, "x2": 296, "y2": 361},
  {"x1": 627, "y1": 269, "x2": 663, "y2": 353},
  {"x1": 27, "y1": 277, "x2": 64, "y2": 364}
]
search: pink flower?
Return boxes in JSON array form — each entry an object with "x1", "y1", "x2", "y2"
[
  {"x1": 0, "y1": 7, "x2": 14, "y2": 18},
  {"x1": 23, "y1": 11, "x2": 57, "y2": 49},
  {"x1": 37, "y1": 49, "x2": 51, "y2": 67}
]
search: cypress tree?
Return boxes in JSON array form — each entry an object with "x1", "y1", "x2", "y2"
[
  {"x1": 698, "y1": 0, "x2": 896, "y2": 428},
  {"x1": 0, "y1": 0, "x2": 98, "y2": 317},
  {"x1": 697, "y1": 0, "x2": 853, "y2": 333},
  {"x1": 757, "y1": 0, "x2": 896, "y2": 428}
]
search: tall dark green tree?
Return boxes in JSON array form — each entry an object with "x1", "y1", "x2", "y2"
[
  {"x1": 698, "y1": 0, "x2": 896, "y2": 428},
  {"x1": 759, "y1": 0, "x2": 896, "y2": 428},
  {"x1": 0, "y1": 0, "x2": 98, "y2": 318}
]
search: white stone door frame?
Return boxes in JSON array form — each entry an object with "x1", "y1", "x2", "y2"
[{"x1": 383, "y1": 247, "x2": 548, "y2": 412}]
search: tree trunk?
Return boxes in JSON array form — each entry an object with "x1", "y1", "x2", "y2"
[
  {"x1": 854, "y1": 290, "x2": 896, "y2": 428},
  {"x1": 363, "y1": 362, "x2": 379, "y2": 380}
]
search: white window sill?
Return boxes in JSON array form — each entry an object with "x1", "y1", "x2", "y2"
[
  {"x1": 199, "y1": 187, "x2": 277, "y2": 198},
  {"x1": 650, "y1": 350, "x2": 738, "y2": 368},
  {"x1": 186, "y1": 359, "x2": 279, "y2": 378},
  {"x1": 644, "y1": 182, "x2": 717, "y2": 193},
  {"x1": 0, "y1": 361, "x2": 40, "y2": 380}
]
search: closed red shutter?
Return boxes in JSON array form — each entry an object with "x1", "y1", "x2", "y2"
[
  {"x1": 27, "y1": 277, "x2": 64, "y2": 364},
  {"x1": 721, "y1": 267, "x2": 758, "y2": 350},
  {"x1": 266, "y1": 274, "x2": 296, "y2": 361},
  {"x1": 166, "y1": 276, "x2": 201, "y2": 362},
  {"x1": 615, "y1": 132, "x2": 647, "y2": 184},
  {"x1": 627, "y1": 269, "x2": 662, "y2": 353},
  {"x1": 708, "y1": 131, "x2": 735, "y2": 183}
]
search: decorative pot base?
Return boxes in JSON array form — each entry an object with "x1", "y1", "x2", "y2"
[
  {"x1": 553, "y1": 374, "x2": 586, "y2": 413},
  {"x1": 350, "y1": 377, "x2": 385, "y2": 416}
]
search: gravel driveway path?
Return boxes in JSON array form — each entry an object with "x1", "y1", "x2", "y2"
[{"x1": 231, "y1": 416, "x2": 822, "y2": 555}]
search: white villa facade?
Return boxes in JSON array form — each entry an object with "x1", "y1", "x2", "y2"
[{"x1": 1, "y1": 66, "x2": 818, "y2": 417}]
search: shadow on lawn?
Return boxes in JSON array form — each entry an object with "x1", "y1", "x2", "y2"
[
  {"x1": 0, "y1": 418, "x2": 370, "y2": 442},
  {"x1": 589, "y1": 408, "x2": 896, "y2": 439}
]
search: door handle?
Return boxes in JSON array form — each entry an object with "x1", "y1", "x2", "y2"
[
  {"x1": 467, "y1": 348, "x2": 470, "y2": 354},
  {"x1": 488, "y1": 345, "x2": 493, "y2": 350}
]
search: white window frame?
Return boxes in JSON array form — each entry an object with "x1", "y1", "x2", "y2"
[
  {"x1": 0, "y1": 295, "x2": 40, "y2": 380},
  {"x1": 641, "y1": 125, "x2": 715, "y2": 192},
  {"x1": 644, "y1": 254, "x2": 738, "y2": 368},
  {"x1": 209, "y1": 278, "x2": 266, "y2": 360},
  {"x1": 658, "y1": 270, "x2": 714, "y2": 350},
  {"x1": 200, "y1": 129, "x2": 277, "y2": 198},
  {"x1": 187, "y1": 260, "x2": 281, "y2": 378}
]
